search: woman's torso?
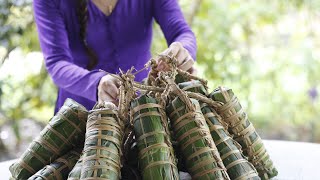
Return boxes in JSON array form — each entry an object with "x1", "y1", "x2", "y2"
[
  {"x1": 60, "y1": 0, "x2": 154, "y2": 72},
  {"x1": 55, "y1": 0, "x2": 155, "y2": 112}
]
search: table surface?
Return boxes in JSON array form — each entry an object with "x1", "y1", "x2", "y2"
[{"x1": 2, "y1": 140, "x2": 320, "y2": 180}]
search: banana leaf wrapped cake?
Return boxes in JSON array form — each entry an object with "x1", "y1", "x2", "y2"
[
  {"x1": 209, "y1": 87, "x2": 278, "y2": 179},
  {"x1": 67, "y1": 154, "x2": 83, "y2": 180},
  {"x1": 80, "y1": 102, "x2": 124, "y2": 180},
  {"x1": 10, "y1": 99, "x2": 88, "y2": 180},
  {"x1": 167, "y1": 95, "x2": 229, "y2": 180},
  {"x1": 179, "y1": 81, "x2": 260, "y2": 180},
  {"x1": 28, "y1": 148, "x2": 81, "y2": 180},
  {"x1": 201, "y1": 106, "x2": 260, "y2": 180},
  {"x1": 130, "y1": 95, "x2": 179, "y2": 180}
]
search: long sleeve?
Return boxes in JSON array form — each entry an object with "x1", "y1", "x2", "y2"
[
  {"x1": 153, "y1": 0, "x2": 197, "y2": 59},
  {"x1": 33, "y1": 0, "x2": 105, "y2": 102}
]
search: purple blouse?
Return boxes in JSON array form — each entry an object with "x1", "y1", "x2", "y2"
[{"x1": 33, "y1": 0, "x2": 197, "y2": 112}]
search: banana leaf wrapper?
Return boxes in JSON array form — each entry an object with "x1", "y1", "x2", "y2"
[
  {"x1": 201, "y1": 106, "x2": 260, "y2": 180},
  {"x1": 28, "y1": 149, "x2": 81, "y2": 180},
  {"x1": 68, "y1": 151, "x2": 141, "y2": 180},
  {"x1": 130, "y1": 95, "x2": 179, "y2": 180},
  {"x1": 67, "y1": 154, "x2": 83, "y2": 180},
  {"x1": 209, "y1": 87, "x2": 278, "y2": 179},
  {"x1": 175, "y1": 74, "x2": 189, "y2": 84},
  {"x1": 10, "y1": 98, "x2": 88, "y2": 180},
  {"x1": 167, "y1": 97, "x2": 229, "y2": 180},
  {"x1": 80, "y1": 102, "x2": 123, "y2": 180},
  {"x1": 178, "y1": 80, "x2": 208, "y2": 96},
  {"x1": 179, "y1": 81, "x2": 260, "y2": 180}
]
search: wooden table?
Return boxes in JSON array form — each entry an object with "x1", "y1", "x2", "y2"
[{"x1": 2, "y1": 140, "x2": 320, "y2": 179}]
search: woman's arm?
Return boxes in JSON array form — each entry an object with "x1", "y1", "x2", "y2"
[
  {"x1": 153, "y1": 0, "x2": 197, "y2": 60},
  {"x1": 33, "y1": 0, "x2": 105, "y2": 102}
]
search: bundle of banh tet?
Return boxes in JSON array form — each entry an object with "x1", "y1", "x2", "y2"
[{"x1": 10, "y1": 56, "x2": 277, "y2": 180}]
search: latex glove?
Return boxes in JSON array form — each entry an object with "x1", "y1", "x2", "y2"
[
  {"x1": 157, "y1": 42, "x2": 195, "y2": 74},
  {"x1": 97, "y1": 75, "x2": 120, "y2": 105}
]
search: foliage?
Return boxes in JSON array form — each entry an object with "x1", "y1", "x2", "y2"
[
  {"x1": 0, "y1": 0, "x2": 37, "y2": 61},
  {"x1": 181, "y1": 0, "x2": 320, "y2": 142},
  {"x1": 0, "y1": 0, "x2": 55, "y2": 144}
]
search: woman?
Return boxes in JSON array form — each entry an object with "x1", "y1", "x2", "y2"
[{"x1": 33, "y1": 0, "x2": 197, "y2": 112}]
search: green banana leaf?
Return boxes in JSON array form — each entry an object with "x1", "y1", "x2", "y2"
[
  {"x1": 10, "y1": 98, "x2": 88, "y2": 180},
  {"x1": 209, "y1": 87, "x2": 278, "y2": 179},
  {"x1": 201, "y1": 105, "x2": 260, "y2": 180},
  {"x1": 28, "y1": 149, "x2": 81, "y2": 180},
  {"x1": 80, "y1": 102, "x2": 123, "y2": 180},
  {"x1": 67, "y1": 153, "x2": 83, "y2": 180},
  {"x1": 178, "y1": 80, "x2": 208, "y2": 96},
  {"x1": 167, "y1": 96, "x2": 229, "y2": 180},
  {"x1": 131, "y1": 95, "x2": 179, "y2": 180},
  {"x1": 179, "y1": 81, "x2": 260, "y2": 180}
]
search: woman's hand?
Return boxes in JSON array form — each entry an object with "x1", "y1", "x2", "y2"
[
  {"x1": 157, "y1": 42, "x2": 196, "y2": 74},
  {"x1": 98, "y1": 75, "x2": 120, "y2": 105}
]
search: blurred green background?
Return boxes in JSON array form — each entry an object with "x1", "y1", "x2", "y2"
[{"x1": 0, "y1": 0, "x2": 319, "y2": 161}]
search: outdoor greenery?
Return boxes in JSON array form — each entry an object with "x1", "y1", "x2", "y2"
[{"x1": 0, "y1": 0, "x2": 320, "y2": 160}]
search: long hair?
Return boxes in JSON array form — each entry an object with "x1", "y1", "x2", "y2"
[{"x1": 77, "y1": 0, "x2": 98, "y2": 70}]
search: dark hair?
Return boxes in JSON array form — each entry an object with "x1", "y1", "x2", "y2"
[{"x1": 77, "y1": 0, "x2": 98, "y2": 70}]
